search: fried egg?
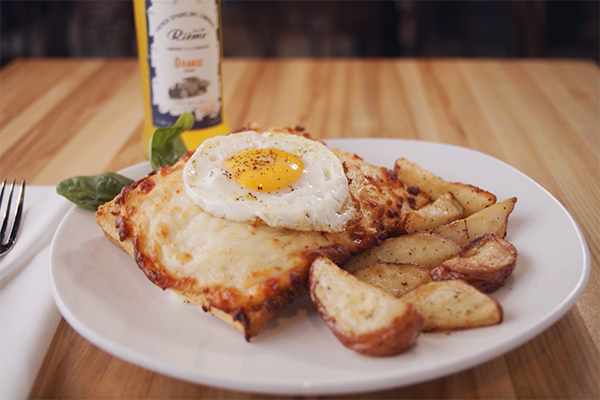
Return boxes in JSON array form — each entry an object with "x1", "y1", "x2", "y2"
[{"x1": 182, "y1": 131, "x2": 360, "y2": 232}]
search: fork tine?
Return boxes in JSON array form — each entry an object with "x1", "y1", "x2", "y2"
[
  {"x1": 0, "y1": 180, "x2": 15, "y2": 241},
  {"x1": 0, "y1": 179, "x2": 6, "y2": 209},
  {"x1": 6, "y1": 181, "x2": 25, "y2": 246}
]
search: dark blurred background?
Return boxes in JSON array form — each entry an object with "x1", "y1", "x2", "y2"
[{"x1": 1, "y1": 0, "x2": 598, "y2": 68}]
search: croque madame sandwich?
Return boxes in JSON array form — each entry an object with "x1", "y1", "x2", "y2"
[{"x1": 96, "y1": 126, "x2": 423, "y2": 340}]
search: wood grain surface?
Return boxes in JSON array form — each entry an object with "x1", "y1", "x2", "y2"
[{"x1": 1, "y1": 58, "x2": 598, "y2": 399}]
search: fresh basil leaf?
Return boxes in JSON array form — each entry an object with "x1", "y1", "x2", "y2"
[
  {"x1": 56, "y1": 172, "x2": 135, "y2": 211},
  {"x1": 148, "y1": 112, "x2": 195, "y2": 170},
  {"x1": 57, "y1": 113, "x2": 194, "y2": 211}
]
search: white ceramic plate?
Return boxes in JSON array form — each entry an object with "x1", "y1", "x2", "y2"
[{"x1": 50, "y1": 139, "x2": 590, "y2": 396}]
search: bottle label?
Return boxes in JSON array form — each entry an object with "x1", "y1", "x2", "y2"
[{"x1": 145, "y1": 0, "x2": 222, "y2": 129}]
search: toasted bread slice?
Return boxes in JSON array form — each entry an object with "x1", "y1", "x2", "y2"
[
  {"x1": 310, "y1": 257, "x2": 423, "y2": 356},
  {"x1": 432, "y1": 234, "x2": 517, "y2": 292},
  {"x1": 400, "y1": 280, "x2": 503, "y2": 331},
  {"x1": 96, "y1": 134, "x2": 418, "y2": 340}
]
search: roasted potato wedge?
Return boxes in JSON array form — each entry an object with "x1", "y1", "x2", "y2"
[
  {"x1": 343, "y1": 232, "x2": 461, "y2": 273},
  {"x1": 432, "y1": 234, "x2": 517, "y2": 292},
  {"x1": 353, "y1": 262, "x2": 432, "y2": 298},
  {"x1": 394, "y1": 158, "x2": 496, "y2": 216},
  {"x1": 405, "y1": 192, "x2": 464, "y2": 233},
  {"x1": 433, "y1": 198, "x2": 517, "y2": 246},
  {"x1": 405, "y1": 184, "x2": 432, "y2": 210},
  {"x1": 310, "y1": 257, "x2": 424, "y2": 356},
  {"x1": 400, "y1": 280, "x2": 503, "y2": 331}
]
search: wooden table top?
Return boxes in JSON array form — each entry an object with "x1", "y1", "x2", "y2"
[{"x1": 1, "y1": 58, "x2": 598, "y2": 399}]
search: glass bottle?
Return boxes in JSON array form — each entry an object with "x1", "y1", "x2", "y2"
[{"x1": 134, "y1": 0, "x2": 229, "y2": 154}]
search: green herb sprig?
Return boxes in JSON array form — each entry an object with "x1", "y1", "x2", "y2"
[
  {"x1": 56, "y1": 173, "x2": 135, "y2": 211},
  {"x1": 57, "y1": 113, "x2": 195, "y2": 210},
  {"x1": 148, "y1": 112, "x2": 195, "y2": 170}
]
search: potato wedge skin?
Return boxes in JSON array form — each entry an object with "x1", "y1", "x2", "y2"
[
  {"x1": 432, "y1": 234, "x2": 517, "y2": 292},
  {"x1": 353, "y1": 262, "x2": 432, "y2": 298},
  {"x1": 431, "y1": 234, "x2": 517, "y2": 293},
  {"x1": 400, "y1": 280, "x2": 503, "y2": 332},
  {"x1": 323, "y1": 308, "x2": 424, "y2": 357},
  {"x1": 394, "y1": 158, "x2": 496, "y2": 216},
  {"x1": 433, "y1": 197, "x2": 517, "y2": 246},
  {"x1": 343, "y1": 232, "x2": 461, "y2": 273},
  {"x1": 310, "y1": 257, "x2": 423, "y2": 357},
  {"x1": 405, "y1": 192, "x2": 464, "y2": 233}
]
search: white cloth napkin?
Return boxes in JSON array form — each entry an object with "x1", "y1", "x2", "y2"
[{"x1": 0, "y1": 186, "x2": 71, "y2": 399}]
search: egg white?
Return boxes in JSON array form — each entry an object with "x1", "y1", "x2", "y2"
[{"x1": 182, "y1": 131, "x2": 360, "y2": 232}]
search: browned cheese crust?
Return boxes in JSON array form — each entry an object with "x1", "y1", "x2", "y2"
[{"x1": 96, "y1": 137, "x2": 417, "y2": 340}]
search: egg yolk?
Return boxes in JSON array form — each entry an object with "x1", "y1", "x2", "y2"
[{"x1": 224, "y1": 148, "x2": 304, "y2": 191}]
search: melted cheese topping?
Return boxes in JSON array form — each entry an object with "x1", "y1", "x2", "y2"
[{"x1": 98, "y1": 147, "x2": 413, "y2": 313}]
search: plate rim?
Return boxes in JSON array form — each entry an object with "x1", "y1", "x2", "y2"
[{"x1": 50, "y1": 138, "x2": 591, "y2": 395}]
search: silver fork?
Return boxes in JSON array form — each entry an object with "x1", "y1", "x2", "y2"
[{"x1": 0, "y1": 180, "x2": 25, "y2": 257}]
